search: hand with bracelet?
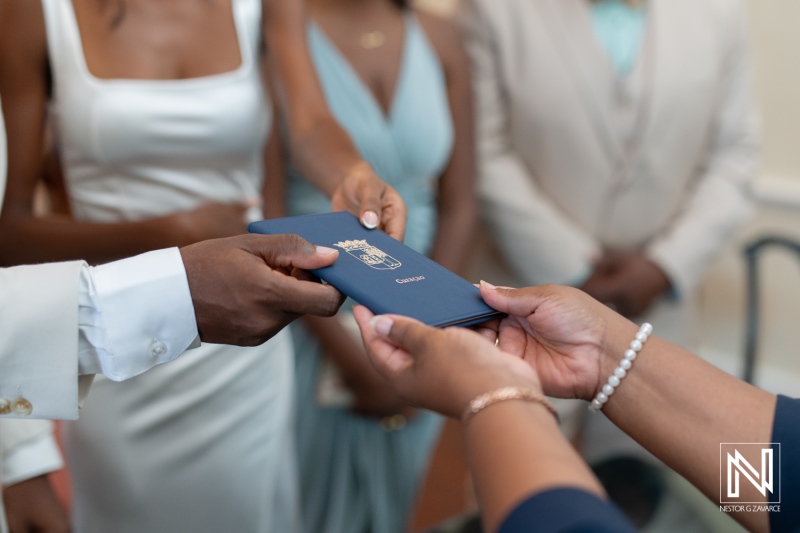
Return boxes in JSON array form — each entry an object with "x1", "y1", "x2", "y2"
[
  {"x1": 355, "y1": 284, "x2": 798, "y2": 533},
  {"x1": 353, "y1": 301, "x2": 607, "y2": 533}
]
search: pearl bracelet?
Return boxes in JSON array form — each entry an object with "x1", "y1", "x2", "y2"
[
  {"x1": 462, "y1": 386, "x2": 559, "y2": 425},
  {"x1": 589, "y1": 322, "x2": 653, "y2": 412}
]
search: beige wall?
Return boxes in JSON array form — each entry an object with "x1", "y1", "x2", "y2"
[
  {"x1": 748, "y1": 0, "x2": 800, "y2": 184},
  {"x1": 692, "y1": 1, "x2": 800, "y2": 395}
]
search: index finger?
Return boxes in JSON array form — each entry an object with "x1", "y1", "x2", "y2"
[
  {"x1": 268, "y1": 274, "x2": 344, "y2": 317},
  {"x1": 244, "y1": 234, "x2": 339, "y2": 271},
  {"x1": 377, "y1": 189, "x2": 407, "y2": 241}
]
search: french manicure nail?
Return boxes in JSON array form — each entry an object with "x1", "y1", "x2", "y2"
[
  {"x1": 316, "y1": 246, "x2": 337, "y2": 255},
  {"x1": 362, "y1": 211, "x2": 379, "y2": 229},
  {"x1": 480, "y1": 280, "x2": 497, "y2": 290},
  {"x1": 369, "y1": 315, "x2": 381, "y2": 331},
  {"x1": 370, "y1": 315, "x2": 394, "y2": 337}
]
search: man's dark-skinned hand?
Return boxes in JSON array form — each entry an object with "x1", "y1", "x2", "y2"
[
  {"x1": 179, "y1": 234, "x2": 345, "y2": 346},
  {"x1": 580, "y1": 251, "x2": 671, "y2": 319},
  {"x1": 3, "y1": 474, "x2": 70, "y2": 533}
]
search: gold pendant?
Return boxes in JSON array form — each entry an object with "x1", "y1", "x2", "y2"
[{"x1": 359, "y1": 31, "x2": 386, "y2": 50}]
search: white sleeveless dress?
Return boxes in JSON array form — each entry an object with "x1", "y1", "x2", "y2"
[{"x1": 42, "y1": 1, "x2": 300, "y2": 531}]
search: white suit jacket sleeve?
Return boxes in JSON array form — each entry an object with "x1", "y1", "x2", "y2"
[
  {"x1": 0, "y1": 261, "x2": 86, "y2": 420},
  {"x1": 0, "y1": 419, "x2": 62, "y2": 486},
  {"x1": 461, "y1": 0, "x2": 601, "y2": 287},
  {"x1": 0, "y1": 249, "x2": 199, "y2": 421},
  {"x1": 646, "y1": 0, "x2": 759, "y2": 296}
]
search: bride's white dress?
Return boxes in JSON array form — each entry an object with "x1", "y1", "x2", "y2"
[{"x1": 42, "y1": 0, "x2": 299, "y2": 531}]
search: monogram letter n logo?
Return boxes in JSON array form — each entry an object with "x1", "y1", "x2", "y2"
[{"x1": 720, "y1": 443, "x2": 780, "y2": 504}]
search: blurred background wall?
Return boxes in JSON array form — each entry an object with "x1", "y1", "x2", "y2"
[
  {"x1": 701, "y1": 0, "x2": 800, "y2": 396},
  {"x1": 751, "y1": 0, "x2": 800, "y2": 187}
]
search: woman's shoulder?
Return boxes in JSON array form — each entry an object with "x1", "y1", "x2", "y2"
[{"x1": 413, "y1": 8, "x2": 467, "y2": 73}]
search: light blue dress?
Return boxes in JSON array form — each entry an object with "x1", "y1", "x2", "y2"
[{"x1": 286, "y1": 15, "x2": 454, "y2": 533}]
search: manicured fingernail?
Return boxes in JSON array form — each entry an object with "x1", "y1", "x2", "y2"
[
  {"x1": 370, "y1": 315, "x2": 394, "y2": 337},
  {"x1": 316, "y1": 245, "x2": 337, "y2": 255},
  {"x1": 362, "y1": 211, "x2": 379, "y2": 229},
  {"x1": 480, "y1": 280, "x2": 497, "y2": 290}
]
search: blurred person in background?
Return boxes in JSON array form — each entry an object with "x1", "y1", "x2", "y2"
[
  {"x1": 461, "y1": 0, "x2": 759, "y2": 526},
  {"x1": 0, "y1": 0, "x2": 406, "y2": 532},
  {"x1": 263, "y1": 0, "x2": 475, "y2": 531}
]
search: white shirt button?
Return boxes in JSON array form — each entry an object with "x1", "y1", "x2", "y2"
[
  {"x1": 149, "y1": 339, "x2": 168, "y2": 359},
  {"x1": 0, "y1": 397, "x2": 10, "y2": 415},
  {"x1": 11, "y1": 397, "x2": 33, "y2": 416}
]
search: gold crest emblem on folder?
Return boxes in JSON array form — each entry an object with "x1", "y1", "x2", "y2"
[{"x1": 334, "y1": 240, "x2": 402, "y2": 270}]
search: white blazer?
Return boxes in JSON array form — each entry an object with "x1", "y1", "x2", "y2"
[
  {"x1": 462, "y1": 0, "x2": 759, "y2": 340},
  {"x1": 1, "y1": 99, "x2": 88, "y2": 419},
  {"x1": 0, "y1": 261, "x2": 87, "y2": 420}
]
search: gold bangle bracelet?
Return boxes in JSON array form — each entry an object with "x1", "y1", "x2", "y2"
[{"x1": 461, "y1": 386, "x2": 559, "y2": 426}]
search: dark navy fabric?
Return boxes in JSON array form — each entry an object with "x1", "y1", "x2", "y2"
[
  {"x1": 500, "y1": 395, "x2": 799, "y2": 533},
  {"x1": 498, "y1": 487, "x2": 636, "y2": 533},
  {"x1": 249, "y1": 212, "x2": 504, "y2": 326},
  {"x1": 771, "y1": 395, "x2": 800, "y2": 533}
]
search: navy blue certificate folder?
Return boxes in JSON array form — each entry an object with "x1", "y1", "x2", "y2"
[{"x1": 248, "y1": 212, "x2": 505, "y2": 327}]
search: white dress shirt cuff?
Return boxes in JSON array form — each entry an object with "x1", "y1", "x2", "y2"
[
  {"x1": 1, "y1": 433, "x2": 63, "y2": 487},
  {"x1": 78, "y1": 248, "x2": 200, "y2": 381}
]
